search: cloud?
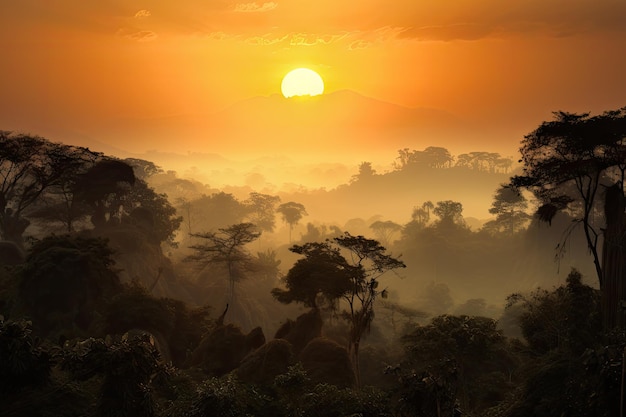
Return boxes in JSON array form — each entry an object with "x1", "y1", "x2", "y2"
[
  {"x1": 117, "y1": 29, "x2": 158, "y2": 42},
  {"x1": 348, "y1": 40, "x2": 370, "y2": 50},
  {"x1": 233, "y1": 2, "x2": 278, "y2": 13},
  {"x1": 289, "y1": 33, "x2": 342, "y2": 46},
  {"x1": 134, "y1": 10, "x2": 151, "y2": 19},
  {"x1": 246, "y1": 34, "x2": 288, "y2": 45}
]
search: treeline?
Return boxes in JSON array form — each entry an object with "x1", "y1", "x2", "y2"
[
  {"x1": 2, "y1": 106, "x2": 626, "y2": 416},
  {"x1": 392, "y1": 147, "x2": 514, "y2": 173}
]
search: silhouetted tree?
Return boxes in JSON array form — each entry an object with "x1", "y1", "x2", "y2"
[
  {"x1": 351, "y1": 162, "x2": 376, "y2": 183},
  {"x1": 277, "y1": 201, "x2": 308, "y2": 242},
  {"x1": 369, "y1": 220, "x2": 402, "y2": 247},
  {"x1": 19, "y1": 234, "x2": 122, "y2": 339},
  {"x1": 108, "y1": 178, "x2": 182, "y2": 245},
  {"x1": 400, "y1": 314, "x2": 517, "y2": 414},
  {"x1": 244, "y1": 192, "x2": 281, "y2": 233},
  {"x1": 511, "y1": 107, "x2": 626, "y2": 328},
  {"x1": 423, "y1": 146, "x2": 454, "y2": 168},
  {"x1": 334, "y1": 233, "x2": 405, "y2": 387},
  {"x1": 188, "y1": 223, "x2": 261, "y2": 309},
  {"x1": 482, "y1": 184, "x2": 531, "y2": 235},
  {"x1": 0, "y1": 132, "x2": 102, "y2": 246},
  {"x1": 410, "y1": 201, "x2": 434, "y2": 229},
  {"x1": 73, "y1": 159, "x2": 136, "y2": 229},
  {"x1": 433, "y1": 200, "x2": 466, "y2": 228},
  {"x1": 272, "y1": 241, "x2": 352, "y2": 309}
]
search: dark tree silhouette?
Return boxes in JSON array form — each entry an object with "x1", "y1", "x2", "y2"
[
  {"x1": 245, "y1": 192, "x2": 281, "y2": 233},
  {"x1": 277, "y1": 201, "x2": 308, "y2": 242},
  {"x1": 433, "y1": 200, "x2": 466, "y2": 228},
  {"x1": 369, "y1": 220, "x2": 402, "y2": 247},
  {"x1": 73, "y1": 159, "x2": 136, "y2": 229},
  {"x1": 511, "y1": 107, "x2": 626, "y2": 328},
  {"x1": 482, "y1": 184, "x2": 531, "y2": 235},
  {"x1": 187, "y1": 223, "x2": 261, "y2": 310},
  {"x1": 271, "y1": 241, "x2": 352, "y2": 309},
  {"x1": 0, "y1": 132, "x2": 101, "y2": 246}
]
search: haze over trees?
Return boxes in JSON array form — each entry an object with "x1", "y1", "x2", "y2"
[{"x1": 1, "y1": 107, "x2": 626, "y2": 416}]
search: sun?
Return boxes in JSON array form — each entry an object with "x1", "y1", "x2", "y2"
[{"x1": 281, "y1": 68, "x2": 324, "y2": 98}]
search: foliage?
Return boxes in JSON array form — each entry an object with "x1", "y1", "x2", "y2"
[
  {"x1": 112, "y1": 178, "x2": 183, "y2": 246},
  {"x1": 433, "y1": 200, "x2": 466, "y2": 229},
  {"x1": 62, "y1": 335, "x2": 169, "y2": 417},
  {"x1": 400, "y1": 314, "x2": 519, "y2": 414},
  {"x1": 0, "y1": 318, "x2": 54, "y2": 394},
  {"x1": 276, "y1": 201, "x2": 308, "y2": 242},
  {"x1": 244, "y1": 192, "x2": 281, "y2": 233},
  {"x1": 369, "y1": 220, "x2": 402, "y2": 247},
  {"x1": 185, "y1": 375, "x2": 271, "y2": 417},
  {"x1": 511, "y1": 107, "x2": 626, "y2": 328},
  {"x1": 482, "y1": 184, "x2": 531, "y2": 235},
  {"x1": 188, "y1": 223, "x2": 261, "y2": 306},
  {"x1": 0, "y1": 132, "x2": 103, "y2": 245},
  {"x1": 272, "y1": 241, "x2": 352, "y2": 309},
  {"x1": 351, "y1": 161, "x2": 377, "y2": 183},
  {"x1": 19, "y1": 234, "x2": 122, "y2": 339},
  {"x1": 74, "y1": 159, "x2": 136, "y2": 229},
  {"x1": 104, "y1": 283, "x2": 213, "y2": 367},
  {"x1": 506, "y1": 268, "x2": 601, "y2": 355}
]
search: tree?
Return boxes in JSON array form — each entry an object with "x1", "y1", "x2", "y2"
[
  {"x1": 271, "y1": 241, "x2": 352, "y2": 309},
  {"x1": 506, "y1": 268, "x2": 601, "y2": 355},
  {"x1": 187, "y1": 223, "x2": 261, "y2": 310},
  {"x1": 334, "y1": 233, "x2": 405, "y2": 387},
  {"x1": 73, "y1": 159, "x2": 136, "y2": 229},
  {"x1": 482, "y1": 184, "x2": 531, "y2": 235},
  {"x1": 273, "y1": 233, "x2": 405, "y2": 387},
  {"x1": 433, "y1": 200, "x2": 465, "y2": 228},
  {"x1": 277, "y1": 202, "x2": 308, "y2": 242},
  {"x1": 108, "y1": 178, "x2": 182, "y2": 246},
  {"x1": 511, "y1": 107, "x2": 626, "y2": 328},
  {"x1": 27, "y1": 146, "x2": 102, "y2": 233},
  {"x1": 19, "y1": 234, "x2": 122, "y2": 339},
  {"x1": 369, "y1": 220, "x2": 402, "y2": 247},
  {"x1": 400, "y1": 314, "x2": 517, "y2": 414},
  {"x1": 411, "y1": 201, "x2": 434, "y2": 228},
  {"x1": 351, "y1": 162, "x2": 376, "y2": 183},
  {"x1": 423, "y1": 146, "x2": 454, "y2": 168},
  {"x1": 0, "y1": 133, "x2": 102, "y2": 246},
  {"x1": 244, "y1": 192, "x2": 281, "y2": 233}
]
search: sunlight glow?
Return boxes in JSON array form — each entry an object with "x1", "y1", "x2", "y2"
[{"x1": 281, "y1": 68, "x2": 324, "y2": 98}]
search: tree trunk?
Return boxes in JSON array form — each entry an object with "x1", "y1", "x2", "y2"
[{"x1": 602, "y1": 184, "x2": 626, "y2": 329}]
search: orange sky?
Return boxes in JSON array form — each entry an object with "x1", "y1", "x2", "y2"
[{"x1": 1, "y1": 1, "x2": 625, "y2": 159}]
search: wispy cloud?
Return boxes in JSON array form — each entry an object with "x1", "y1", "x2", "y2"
[
  {"x1": 134, "y1": 10, "x2": 151, "y2": 19},
  {"x1": 117, "y1": 29, "x2": 158, "y2": 42},
  {"x1": 233, "y1": 2, "x2": 278, "y2": 13}
]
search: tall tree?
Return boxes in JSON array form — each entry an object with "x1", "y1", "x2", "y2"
[
  {"x1": 277, "y1": 201, "x2": 308, "y2": 242},
  {"x1": 334, "y1": 233, "x2": 405, "y2": 387},
  {"x1": 482, "y1": 184, "x2": 531, "y2": 235},
  {"x1": 433, "y1": 200, "x2": 465, "y2": 228},
  {"x1": 0, "y1": 133, "x2": 99, "y2": 246},
  {"x1": 511, "y1": 107, "x2": 626, "y2": 328},
  {"x1": 351, "y1": 162, "x2": 376, "y2": 183},
  {"x1": 273, "y1": 234, "x2": 405, "y2": 387},
  {"x1": 244, "y1": 192, "x2": 281, "y2": 233},
  {"x1": 369, "y1": 220, "x2": 402, "y2": 247},
  {"x1": 73, "y1": 159, "x2": 136, "y2": 229},
  {"x1": 187, "y1": 223, "x2": 261, "y2": 310},
  {"x1": 271, "y1": 241, "x2": 352, "y2": 309}
]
